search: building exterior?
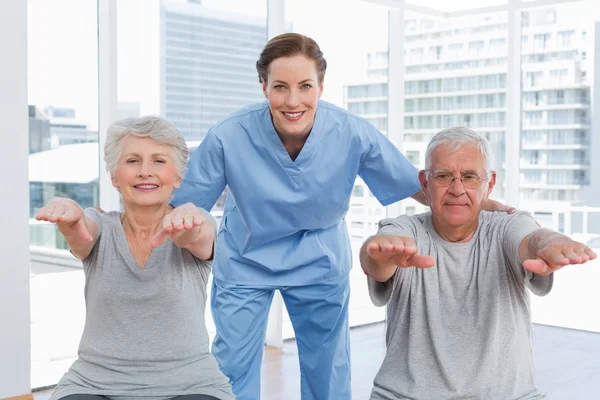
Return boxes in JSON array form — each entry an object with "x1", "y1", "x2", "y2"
[
  {"x1": 28, "y1": 105, "x2": 51, "y2": 154},
  {"x1": 160, "y1": 0, "x2": 266, "y2": 140},
  {"x1": 343, "y1": 7, "x2": 598, "y2": 239},
  {"x1": 45, "y1": 106, "x2": 97, "y2": 146}
]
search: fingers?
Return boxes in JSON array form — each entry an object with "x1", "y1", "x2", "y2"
[
  {"x1": 367, "y1": 237, "x2": 417, "y2": 259},
  {"x1": 150, "y1": 228, "x2": 172, "y2": 249},
  {"x1": 165, "y1": 204, "x2": 206, "y2": 232},
  {"x1": 35, "y1": 201, "x2": 81, "y2": 224},
  {"x1": 35, "y1": 203, "x2": 59, "y2": 222},
  {"x1": 523, "y1": 259, "x2": 552, "y2": 276},
  {"x1": 156, "y1": 204, "x2": 207, "y2": 248},
  {"x1": 366, "y1": 236, "x2": 433, "y2": 269},
  {"x1": 585, "y1": 248, "x2": 597, "y2": 260},
  {"x1": 410, "y1": 254, "x2": 436, "y2": 269},
  {"x1": 538, "y1": 242, "x2": 597, "y2": 269}
]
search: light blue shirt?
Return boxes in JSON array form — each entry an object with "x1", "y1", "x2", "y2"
[{"x1": 172, "y1": 100, "x2": 420, "y2": 286}]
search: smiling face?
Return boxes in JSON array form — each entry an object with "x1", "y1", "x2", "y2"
[
  {"x1": 111, "y1": 136, "x2": 181, "y2": 208},
  {"x1": 420, "y1": 143, "x2": 496, "y2": 231},
  {"x1": 262, "y1": 54, "x2": 324, "y2": 140}
]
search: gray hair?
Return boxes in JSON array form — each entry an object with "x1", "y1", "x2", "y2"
[
  {"x1": 104, "y1": 116, "x2": 188, "y2": 178},
  {"x1": 425, "y1": 126, "x2": 493, "y2": 172}
]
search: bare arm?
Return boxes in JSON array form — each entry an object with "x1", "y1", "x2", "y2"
[
  {"x1": 410, "y1": 190, "x2": 428, "y2": 206},
  {"x1": 150, "y1": 203, "x2": 215, "y2": 260},
  {"x1": 360, "y1": 235, "x2": 435, "y2": 282},
  {"x1": 519, "y1": 228, "x2": 597, "y2": 276},
  {"x1": 35, "y1": 197, "x2": 99, "y2": 260},
  {"x1": 182, "y1": 218, "x2": 215, "y2": 260}
]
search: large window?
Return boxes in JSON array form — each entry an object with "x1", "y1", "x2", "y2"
[
  {"x1": 28, "y1": 0, "x2": 99, "y2": 388},
  {"x1": 519, "y1": 2, "x2": 594, "y2": 211},
  {"x1": 27, "y1": 0, "x2": 268, "y2": 389},
  {"x1": 518, "y1": 0, "x2": 600, "y2": 337},
  {"x1": 9, "y1": 0, "x2": 599, "y2": 396},
  {"x1": 286, "y1": 0, "x2": 390, "y2": 332}
]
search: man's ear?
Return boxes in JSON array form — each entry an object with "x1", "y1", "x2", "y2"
[
  {"x1": 418, "y1": 170, "x2": 428, "y2": 201},
  {"x1": 487, "y1": 171, "x2": 497, "y2": 196}
]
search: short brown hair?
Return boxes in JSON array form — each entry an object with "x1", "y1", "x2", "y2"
[{"x1": 256, "y1": 33, "x2": 327, "y2": 85}]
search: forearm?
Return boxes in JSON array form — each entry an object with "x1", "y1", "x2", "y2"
[
  {"x1": 360, "y1": 239, "x2": 397, "y2": 282},
  {"x1": 60, "y1": 216, "x2": 98, "y2": 259},
  {"x1": 524, "y1": 229, "x2": 572, "y2": 260},
  {"x1": 184, "y1": 221, "x2": 216, "y2": 260},
  {"x1": 411, "y1": 190, "x2": 428, "y2": 206}
]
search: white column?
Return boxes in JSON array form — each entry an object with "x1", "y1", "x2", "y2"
[
  {"x1": 264, "y1": 0, "x2": 287, "y2": 349},
  {"x1": 98, "y1": 0, "x2": 121, "y2": 211},
  {"x1": 386, "y1": 7, "x2": 407, "y2": 218},
  {"x1": 505, "y1": 0, "x2": 522, "y2": 208},
  {"x1": 267, "y1": 0, "x2": 286, "y2": 38},
  {"x1": 0, "y1": 0, "x2": 31, "y2": 397}
]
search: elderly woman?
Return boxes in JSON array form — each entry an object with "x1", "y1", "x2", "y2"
[{"x1": 37, "y1": 116, "x2": 234, "y2": 400}]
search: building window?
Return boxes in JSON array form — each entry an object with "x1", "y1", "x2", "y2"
[
  {"x1": 406, "y1": 150, "x2": 420, "y2": 166},
  {"x1": 352, "y1": 185, "x2": 365, "y2": 197}
]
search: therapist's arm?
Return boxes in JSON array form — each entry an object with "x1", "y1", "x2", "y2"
[
  {"x1": 171, "y1": 131, "x2": 227, "y2": 210},
  {"x1": 410, "y1": 190, "x2": 428, "y2": 206}
]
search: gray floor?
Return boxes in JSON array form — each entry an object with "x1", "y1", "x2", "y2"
[
  {"x1": 33, "y1": 323, "x2": 600, "y2": 399},
  {"x1": 532, "y1": 324, "x2": 600, "y2": 399}
]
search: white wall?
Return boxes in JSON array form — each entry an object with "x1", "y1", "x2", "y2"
[
  {"x1": 0, "y1": 0, "x2": 31, "y2": 397},
  {"x1": 531, "y1": 254, "x2": 600, "y2": 333}
]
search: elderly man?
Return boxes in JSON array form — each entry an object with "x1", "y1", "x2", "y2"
[{"x1": 361, "y1": 127, "x2": 596, "y2": 400}]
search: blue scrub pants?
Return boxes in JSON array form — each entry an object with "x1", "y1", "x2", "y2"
[{"x1": 210, "y1": 275, "x2": 351, "y2": 400}]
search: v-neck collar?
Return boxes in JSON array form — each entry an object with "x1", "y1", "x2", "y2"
[
  {"x1": 264, "y1": 102, "x2": 327, "y2": 182},
  {"x1": 115, "y1": 213, "x2": 160, "y2": 272}
]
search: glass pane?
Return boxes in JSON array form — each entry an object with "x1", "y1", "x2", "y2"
[
  {"x1": 402, "y1": 11, "x2": 508, "y2": 203},
  {"x1": 28, "y1": 0, "x2": 99, "y2": 388},
  {"x1": 117, "y1": 0, "x2": 267, "y2": 342},
  {"x1": 520, "y1": 1, "x2": 600, "y2": 338},
  {"x1": 519, "y1": 2, "x2": 595, "y2": 223},
  {"x1": 285, "y1": 0, "x2": 389, "y2": 341},
  {"x1": 405, "y1": 0, "x2": 508, "y2": 14}
]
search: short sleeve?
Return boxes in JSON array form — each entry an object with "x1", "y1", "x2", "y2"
[
  {"x1": 502, "y1": 211, "x2": 554, "y2": 296},
  {"x1": 377, "y1": 215, "x2": 418, "y2": 238},
  {"x1": 171, "y1": 130, "x2": 227, "y2": 211},
  {"x1": 368, "y1": 275, "x2": 395, "y2": 307},
  {"x1": 78, "y1": 207, "x2": 106, "y2": 269},
  {"x1": 83, "y1": 207, "x2": 103, "y2": 237},
  {"x1": 358, "y1": 126, "x2": 421, "y2": 206}
]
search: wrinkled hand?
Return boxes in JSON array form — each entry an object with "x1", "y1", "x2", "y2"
[
  {"x1": 483, "y1": 198, "x2": 516, "y2": 214},
  {"x1": 150, "y1": 203, "x2": 206, "y2": 249},
  {"x1": 366, "y1": 235, "x2": 435, "y2": 269},
  {"x1": 35, "y1": 197, "x2": 92, "y2": 241},
  {"x1": 524, "y1": 241, "x2": 597, "y2": 276}
]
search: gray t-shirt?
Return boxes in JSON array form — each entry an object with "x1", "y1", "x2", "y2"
[
  {"x1": 368, "y1": 211, "x2": 553, "y2": 400},
  {"x1": 50, "y1": 208, "x2": 234, "y2": 400}
]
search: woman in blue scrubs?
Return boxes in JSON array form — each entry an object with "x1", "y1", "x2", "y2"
[{"x1": 171, "y1": 33, "x2": 511, "y2": 400}]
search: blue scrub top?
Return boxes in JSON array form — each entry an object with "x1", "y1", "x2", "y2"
[{"x1": 171, "y1": 100, "x2": 421, "y2": 286}]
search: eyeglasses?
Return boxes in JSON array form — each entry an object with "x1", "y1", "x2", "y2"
[{"x1": 428, "y1": 172, "x2": 486, "y2": 189}]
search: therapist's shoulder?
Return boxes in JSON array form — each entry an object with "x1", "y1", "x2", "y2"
[
  {"x1": 209, "y1": 101, "x2": 270, "y2": 137},
  {"x1": 318, "y1": 99, "x2": 380, "y2": 135}
]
